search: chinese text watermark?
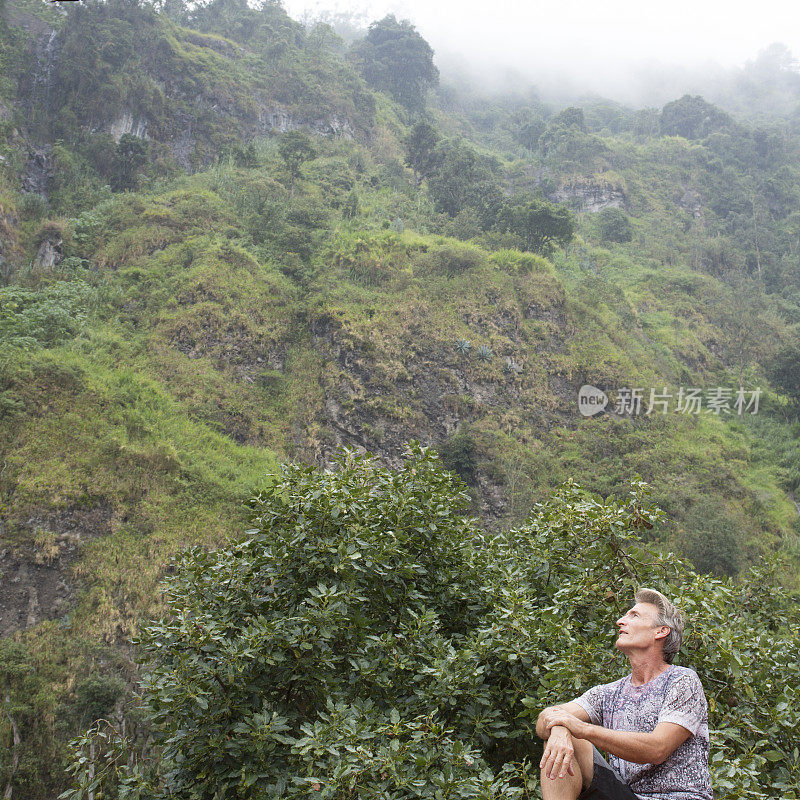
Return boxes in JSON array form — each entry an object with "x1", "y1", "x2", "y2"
[{"x1": 578, "y1": 385, "x2": 761, "y2": 417}]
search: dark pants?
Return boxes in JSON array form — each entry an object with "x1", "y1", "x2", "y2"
[{"x1": 577, "y1": 746, "x2": 640, "y2": 800}]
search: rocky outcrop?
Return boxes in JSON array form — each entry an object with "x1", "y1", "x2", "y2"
[
  {"x1": 303, "y1": 299, "x2": 575, "y2": 522},
  {"x1": 551, "y1": 179, "x2": 625, "y2": 212},
  {"x1": 108, "y1": 111, "x2": 149, "y2": 142},
  {"x1": 0, "y1": 503, "x2": 113, "y2": 635},
  {"x1": 678, "y1": 188, "x2": 703, "y2": 219},
  {"x1": 23, "y1": 144, "x2": 54, "y2": 196},
  {"x1": 33, "y1": 224, "x2": 63, "y2": 271},
  {"x1": 254, "y1": 102, "x2": 355, "y2": 139}
]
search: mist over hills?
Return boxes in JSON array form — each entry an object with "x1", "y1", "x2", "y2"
[
  {"x1": 291, "y1": 2, "x2": 800, "y2": 118},
  {"x1": 428, "y1": 42, "x2": 800, "y2": 123}
]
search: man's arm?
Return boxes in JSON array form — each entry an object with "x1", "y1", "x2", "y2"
[
  {"x1": 536, "y1": 702, "x2": 590, "y2": 740},
  {"x1": 586, "y1": 722, "x2": 691, "y2": 764},
  {"x1": 545, "y1": 712, "x2": 692, "y2": 765}
]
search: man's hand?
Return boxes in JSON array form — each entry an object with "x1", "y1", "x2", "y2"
[
  {"x1": 545, "y1": 711, "x2": 588, "y2": 739},
  {"x1": 540, "y1": 725, "x2": 577, "y2": 780}
]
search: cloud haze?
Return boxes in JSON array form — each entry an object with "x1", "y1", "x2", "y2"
[{"x1": 282, "y1": 0, "x2": 800, "y2": 106}]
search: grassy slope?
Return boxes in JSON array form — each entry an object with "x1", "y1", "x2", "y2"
[{"x1": 5, "y1": 136, "x2": 796, "y2": 601}]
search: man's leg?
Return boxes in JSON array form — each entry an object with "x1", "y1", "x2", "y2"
[{"x1": 540, "y1": 736, "x2": 594, "y2": 800}]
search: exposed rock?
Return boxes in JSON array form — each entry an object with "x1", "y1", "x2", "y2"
[
  {"x1": 551, "y1": 180, "x2": 625, "y2": 213},
  {"x1": 108, "y1": 111, "x2": 149, "y2": 142},
  {"x1": 33, "y1": 229, "x2": 63, "y2": 271},
  {"x1": 257, "y1": 105, "x2": 293, "y2": 134},
  {"x1": 254, "y1": 102, "x2": 355, "y2": 139},
  {"x1": 0, "y1": 503, "x2": 113, "y2": 635},
  {"x1": 22, "y1": 144, "x2": 54, "y2": 196},
  {"x1": 167, "y1": 119, "x2": 197, "y2": 172},
  {"x1": 679, "y1": 188, "x2": 703, "y2": 218},
  {"x1": 307, "y1": 310, "x2": 547, "y2": 520}
]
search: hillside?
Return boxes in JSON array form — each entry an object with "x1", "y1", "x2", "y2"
[{"x1": 1, "y1": 0, "x2": 800, "y2": 796}]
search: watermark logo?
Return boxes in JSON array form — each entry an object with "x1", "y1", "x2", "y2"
[
  {"x1": 578, "y1": 384, "x2": 609, "y2": 417},
  {"x1": 577, "y1": 386, "x2": 762, "y2": 416}
]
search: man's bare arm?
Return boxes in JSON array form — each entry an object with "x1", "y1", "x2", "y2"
[
  {"x1": 535, "y1": 702, "x2": 590, "y2": 740},
  {"x1": 545, "y1": 712, "x2": 692, "y2": 765},
  {"x1": 581, "y1": 721, "x2": 691, "y2": 764}
]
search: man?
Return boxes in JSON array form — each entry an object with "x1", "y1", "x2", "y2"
[{"x1": 536, "y1": 587, "x2": 712, "y2": 800}]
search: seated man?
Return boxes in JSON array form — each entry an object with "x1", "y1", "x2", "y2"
[{"x1": 536, "y1": 587, "x2": 712, "y2": 800}]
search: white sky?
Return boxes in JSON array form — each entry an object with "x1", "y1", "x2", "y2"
[{"x1": 281, "y1": 0, "x2": 800, "y2": 103}]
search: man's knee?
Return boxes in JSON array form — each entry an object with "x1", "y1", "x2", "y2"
[{"x1": 539, "y1": 737, "x2": 594, "y2": 798}]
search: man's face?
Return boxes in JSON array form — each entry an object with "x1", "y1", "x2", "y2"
[{"x1": 615, "y1": 602, "x2": 667, "y2": 653}]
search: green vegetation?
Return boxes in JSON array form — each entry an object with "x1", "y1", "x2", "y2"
[
  {"x1": 0, "y1": 0, "x2": 799, "y2": 795},
  {"x1": 60, "y1": 448, "x2": 800, "y2": 799},
  {"x1": 350, "y1": 15, "x2": 439, "y2": 112}
]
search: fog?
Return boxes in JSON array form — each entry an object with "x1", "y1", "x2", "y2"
[{"x1": 282, "y1": 0, "x2": 800, "y2": 110}]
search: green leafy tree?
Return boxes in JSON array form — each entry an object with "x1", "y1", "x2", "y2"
[
  {"x1": 0, "y1": 640, "x2": 59, "y2": 800},
  {"x1": 597, "y1": 207, "x2": 633, "y2": 243},
  {"x1": 660, "y1": 95, "x2": 732, "y2": 140},
  {"x1": 341, "y1": 189, "x2": 359, "y2": 220},
  {"x1": 438, "y1": 428, "x2": 479, "y2": 485},
  {"x1": 769, "y1": 340, "x2": 800, "y2": 410},
  {"x1": 351, "y1": 15, "x2": 439, "y2": 111},
  {"x1": 549, "y1": 107, "x2": 587, "y2": 132},
  {"x1": 403, "y1": 120, "x2": 440, "y2": 187},
  {"x1": 113, "y1": 134, "x2": 149, "y2": 191},
  {"x1": 495, "y1": 196, "x2": 575, "y2": 256},
  {"x1": 537, "y1": 111, "x2": 608, "y2": 171},
  {"x1": 515, "y1": 119, "x2": 545, "y2": 152},
  {"x1": 278, "y1": 131, "x2": 316, "y2": 198},
  {"x1": 0, "y1": 641, "x2": 30, "y2": 800},
  {"x1": 425, "y1": 139, "x2": 502, "y2": 223}
]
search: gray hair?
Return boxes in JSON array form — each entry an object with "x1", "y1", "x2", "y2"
[{"x1": 635, "y1": 587, "x2": 685, "y2": 664}]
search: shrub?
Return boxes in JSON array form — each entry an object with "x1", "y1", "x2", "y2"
[
  {"x1": 0, "y1": 281, "x2": 94, "y2": 349},
  {"x1": 418, "y1": 241, "x2": 484, "y2": 277},
  {"x1": 19, "y1": 192, "x2": 49, "y2": 221},
  {"x1": 490, "y1": 249, "x2": 552, "y2": 275},
  {"x1": 438, "y1": 428, "x2": 479, "y2": 485},
  {"x1": 597, "y1": 207, "x2": 633, "y2": 244},
  {"x1": 61, "y1": 447, "x2": 800, "y2": 800}
]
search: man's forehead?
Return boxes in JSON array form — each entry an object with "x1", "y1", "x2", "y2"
[{"x1": 625, "y1": 602, "x2": 659, "y2": 616}]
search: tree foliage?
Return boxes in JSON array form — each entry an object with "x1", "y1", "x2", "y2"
[
  {"x1": 597, "y1": 207, "x2": 633, "y2": 244},
  {"x1": 403, "y1": 121, "x2": 440, "y2": 188},
  {"x1": 769, "y1": 340, "x2": 800, "y2": 409},
  {"x1": 350, "y1": 15, "x2": 439, "y2": 111},
  {"x1": 423, "y1": 138, "x2": 501, "y2": 223},
  {"x1": 60, "y1": 445, "x2": 800, "y2": 800},
  {"x1": 113, "y1": 134, "x2": 150, "y2": 191},
  {"x1": 495, "y1": 196, "x2": 575, "y2": 257},
  {"x1": 278, "y1": 131, "x2": 316, "y2": 197},
  {"x1": 660, "y1": 95, "x2": 733, "y2": 140}
]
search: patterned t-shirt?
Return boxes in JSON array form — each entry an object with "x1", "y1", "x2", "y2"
[{"x1": 574, "y1": 665, "x2": 713, "y2": 800}]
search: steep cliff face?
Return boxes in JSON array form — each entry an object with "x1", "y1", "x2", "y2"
[
  {"x1": 6, "y1": 0, "x2": 373, "y2": 177},
  {"x1": 291, "y1": 263, "x2": 572, "y2": 523}
]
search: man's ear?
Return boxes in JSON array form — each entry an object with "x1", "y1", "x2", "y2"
[{"x1": 654, "y1": 625, "x2": 670, "y2": 641}]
